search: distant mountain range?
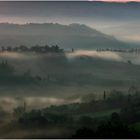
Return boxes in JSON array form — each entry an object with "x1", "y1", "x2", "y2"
[{"x1": 0, "y1": 23, "x2": 131, "y2": 49}]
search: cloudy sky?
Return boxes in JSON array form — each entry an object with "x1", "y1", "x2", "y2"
[{"x1": 0, "y1": 1, "x2": 140, "y2": 43}]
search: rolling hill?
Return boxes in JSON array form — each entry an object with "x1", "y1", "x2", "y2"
[{"x1": 0, "y1": 23, "x2": 129, "y2": 49}]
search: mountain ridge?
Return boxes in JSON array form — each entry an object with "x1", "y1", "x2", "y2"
[{"x1": 0, "y1": 22, "x2": 129, "y2": 49}]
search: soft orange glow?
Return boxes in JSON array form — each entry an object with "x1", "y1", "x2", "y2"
[{"x1": 91, "y1": 0, "x2": 140, "y2": 2}]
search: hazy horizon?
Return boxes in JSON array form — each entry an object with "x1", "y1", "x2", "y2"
[{"x1": 0, "y1": 1, "x2": 140, "y2": 43}]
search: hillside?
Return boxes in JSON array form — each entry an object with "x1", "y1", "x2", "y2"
[
  {"x1": 0, "y1": 23, "x2": 129, "y2": 49},
  {"x1": 0, "y1": 51, "x2": 140, "y2": 89}
]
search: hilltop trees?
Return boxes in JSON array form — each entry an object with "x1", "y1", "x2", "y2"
[{"x1": 0, "y1": 44, "x2": 64, "y2": 53}]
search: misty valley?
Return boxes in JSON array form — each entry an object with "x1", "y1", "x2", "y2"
[
  {"x1": 0, "y1": 1, "x2": 140, "y2": 138},
  {"x1": 0, "y1": 44, "x2": 139, "y2": 138}
]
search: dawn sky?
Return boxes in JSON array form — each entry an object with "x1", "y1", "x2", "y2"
[
  {"x1": 0, "y1": 1, "x2": 140, "y2": 43},
  {"x1": 93, "y1": 0, "x2": 140, "y2": 2}
]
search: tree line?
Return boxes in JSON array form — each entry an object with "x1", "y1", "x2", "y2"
[
  {"x1": 0, "y1": 44, "x2": 64, "y2": 53},
  {"x1": 96, "y1": 48, "x2": 140, "y2": 53}
]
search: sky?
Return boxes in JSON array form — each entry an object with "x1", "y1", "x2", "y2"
[
  {"x1": 93, "y1": 0, "x2": 140, "y2": 2},
  {"x1": 0, "y1": 0, "x2": 140, "y2": 1},
  {"x1": 0, "y1": 1, "x2": 140, "y2": 43}
]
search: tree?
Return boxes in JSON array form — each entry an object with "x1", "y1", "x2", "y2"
[
  {"x1": 7, "y1": 46, "x2": 12, "y2": 51},
  {"x1": 55, "y1": 45, "x2": 59, "y2": 52},
  {"x1": 103, "y1": 91, "x2": 106, "y2": 100},
  {"x1": 13, "y1": 106, "x2": 26, "y2": 119},
  {"x1": 72, "y1": 48, "x2": 74, "y2": 53},
  {"x1": 128, "y1": 60, "x2": 132, "y2": 64},
  {"x1": 19, "y1": 45, "x2": 28, "y2": 52},
  {"x1": 13, "y1": 101, "x2": 26, "y2": 119}
]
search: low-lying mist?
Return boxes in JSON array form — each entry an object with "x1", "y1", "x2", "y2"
[
  {"x1": 0, "y1": 50, "x2": 139, "y2": 111},
  {"x1": 66, "y1": 50, "x2": 140, "y2": 65},
  {"x1": 0, "y1": 96, "x2": 81, "y2": 112},
  {"x1": 0, "y1": 50, "x2": 138, "y2": 64},
  {"x1": 1, "y1": 50, "x2": 139, "y2": 67},
  {"x1": 66, "y1": 50, "x2": 123, "y2": 62}
]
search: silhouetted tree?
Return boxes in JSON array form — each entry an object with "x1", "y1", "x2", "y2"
[
  {"x1": 72, "y1": 48, "x2": 74, "y2": 53},
  {"x1": 7, "y1": 46, "x2": 12, "y2": 51},
  {"x1": 104, "y1": 90, "x2": 106, "y2": 100}
]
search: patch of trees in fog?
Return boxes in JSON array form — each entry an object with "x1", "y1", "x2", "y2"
[
  {"x1": 96, "y1": 48, "x2": 140, "y2": 54},
  {"x1": 0, "y1": 60, "x2": 42, "y2": 85},
  {"x1": 0, "y1": 44, "x2": 64, "y2": 53}
]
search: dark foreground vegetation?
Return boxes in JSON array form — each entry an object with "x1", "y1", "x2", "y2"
[
  {"x1": 0, "y1": 46, "x2": 140, "y2": 138},
  {"x1": 0, "y1": 87, "x2": 139, "y2": 138}
]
